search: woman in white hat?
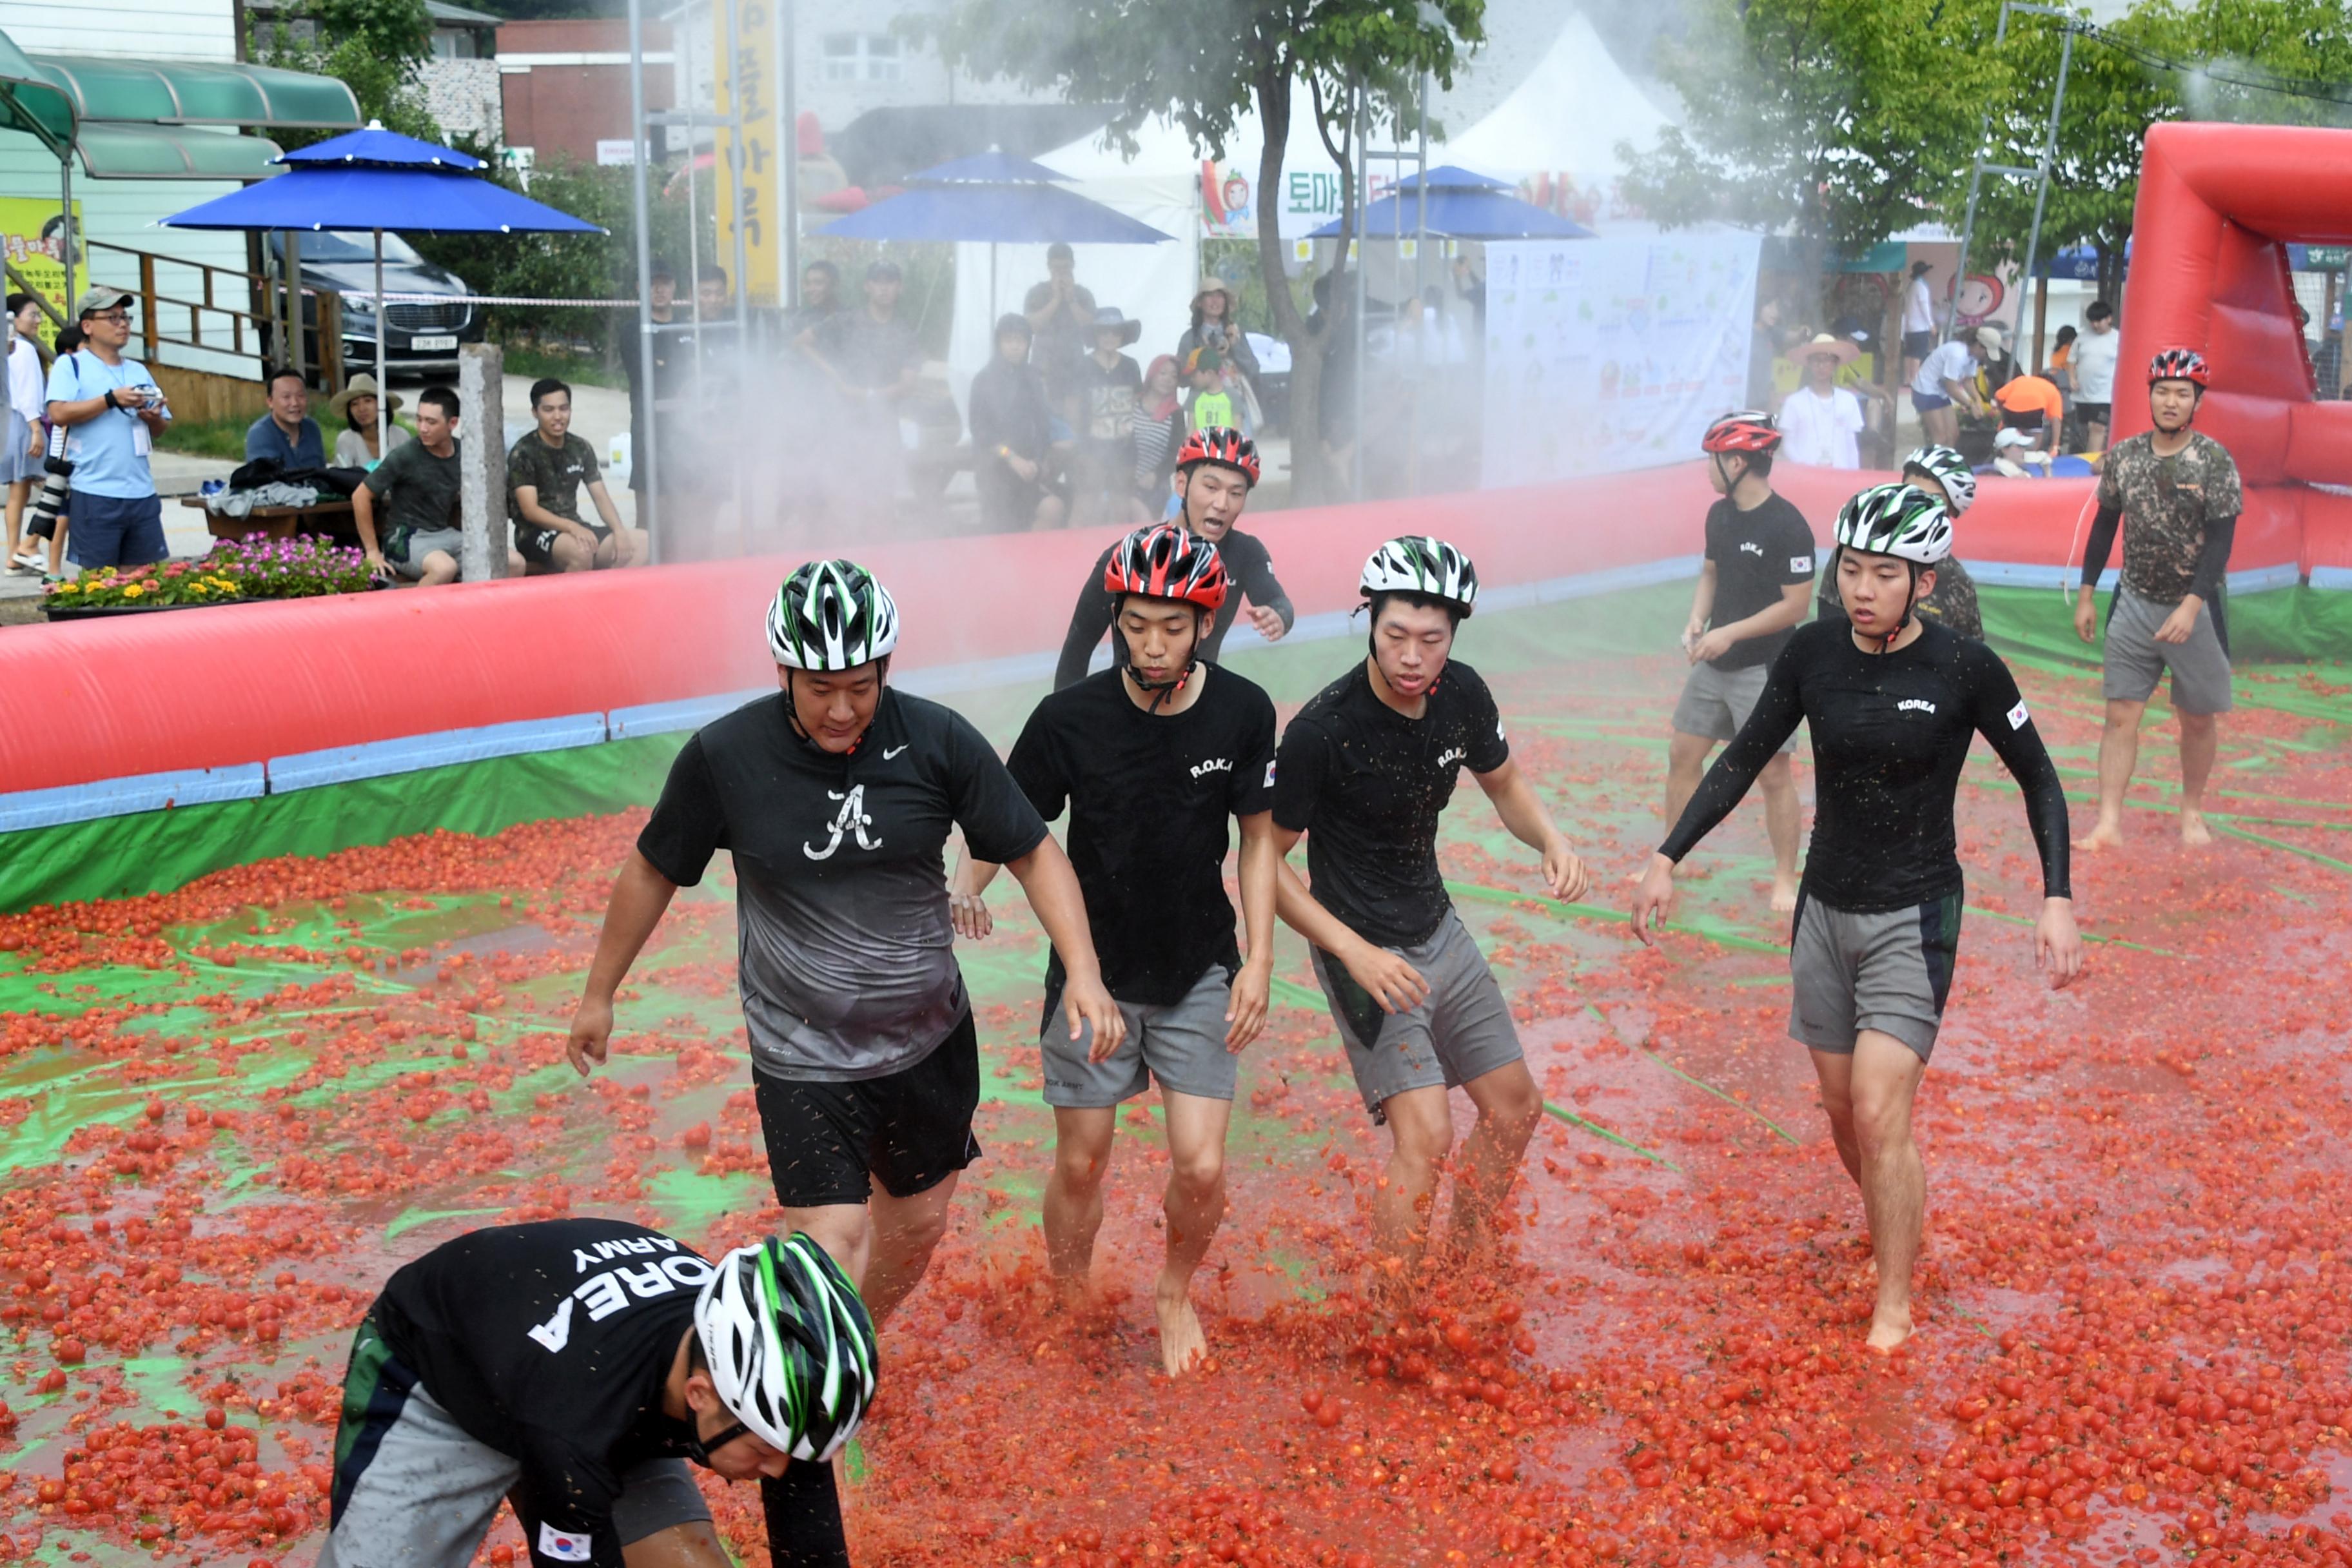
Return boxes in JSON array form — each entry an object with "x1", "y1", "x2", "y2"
[
  {"x1": 331, "y1": 373, "x2": 411, "y2": 468},
  {"x1": 1776, "y1": 333, "x2": 1869, "y2": 469}
]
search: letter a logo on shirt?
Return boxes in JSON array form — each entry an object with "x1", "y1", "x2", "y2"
[
  {"x1": 538, "y1": 1523, "x2": 594, "y2": 1563},
  {"x1": 803, "y1": 785, "x2": 883, "y2": 861}
]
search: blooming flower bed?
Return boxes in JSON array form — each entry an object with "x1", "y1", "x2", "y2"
[{"x1": 46, "y1": 535, "x2": 372, "y2": 614}]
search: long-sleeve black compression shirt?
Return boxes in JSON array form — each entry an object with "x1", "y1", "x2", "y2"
[
  {"x1": 2081, "y1": 502, "x2": 2236, "y2": 603},
  {"x1": 1660, "y1": 619, "x2": 2071, "y2": 912},
  {"x1": 1053, "y1": 525, "x2": 1294, "y2": 691}
]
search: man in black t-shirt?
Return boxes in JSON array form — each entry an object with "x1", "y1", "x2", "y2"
[
  {"x1": 1272, "y1": 537, "x2": 1592, "y2": 1286},
  {"x1": 1632, "y1": 484, "x2": 2082, "y2": 1353},
  {"x1": 569, "y1": 562, "x2": 1122, "y2": 1330},
  {"x1": 1661, "y1": 410, "x2": 1818, "y2": 912},
  {"x1": 954, "y1": 526, "x2": 1277, "y2": 1375},
  {"x1": 321, "y1": 1223, "x2": 872, "y2": 1568},
  {"x1": 1055, "y1": 427, "x2": 1293, "y2": 689}
]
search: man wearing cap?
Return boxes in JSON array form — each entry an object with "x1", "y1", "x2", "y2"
[
  {"x1": 1777, "y1": 335, "x2": 1867, "y2": 469},
  {"x1": 1026, "y1": 243, "x2": 1099, "y2": 418},
  {"x1": 1908, "y1": 326, "x2": 1995, "y2": 448},
  {"x1": 44, "y1": 288, "x2": 170, "y2": 572},
  {"x1": 1074, "y1": 306, "x2": 1146, "y2": 527}
]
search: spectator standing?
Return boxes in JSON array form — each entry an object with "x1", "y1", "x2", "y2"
[
  {"x1": 1184, "y1": 347, "x2": 1235, "y2": 435},
  {"x1": 4, "y1": 293, "x2": 46, "y2": 573},
  {"x1": 1025, "y1": 242, "x2": 1098, "y2": 417},
  {"x1": 1908, "y1": 328, "x2": 1992, "y2": 447},
  {"x1": 330, "y1": 374, "x2": 411, "y2": 467},
  {"x1": 1175, "y1": 277, "x2": 1259, "y2": 404},
  {"x1": 1777, "y1": 335, "x2": 1867, "y2": 469},
  {"x1": 968, "y1": 313, "x2": 1065, "y2": 533},
  {"x1": 21, "y1": 322, "x2": 79, "y2": 574},
  {"x1": 509, "y1": 377, "x2": 643, "y2": 573},
  {"x1": 355, "y1": 384, "x2": 466, "y2": 585},
  {"x1": 805, "y1": 260, "x2": 923, "y2": 522},
  {"x1": 695, "y1": 264, "x2": 731, "y2": 322},
  {"x1": 2072, "y1": 300, "x2": 2119, "y2": 451},
  {"x1": 1749, "y1": 296, "x2": 1789, "y2": 408},
  {"x1": 783, "y1": 259, "x2": 841, "y2": 341},
  {"x1": 1451, "y1": 255, "x2": 1487, "y2": 333},
  {"x1": 1075, "y1": 307, "x2": 1145, "y2": 526},
  {"x1": 1131, "y1": 353, "x2": 1186, "y2": 516},
  {"x1": 622, "y1": 259, "x2": 685, "y2": 507},
  {"x1": 1900, "y1": 260, "x2": 1936, "y2": 382},
  {"x1": 244, "y1": 368, "x2": 324, "y2": 469},
  {"x1": 43, "y1": 288, "x2": 170, "y2": 573}
]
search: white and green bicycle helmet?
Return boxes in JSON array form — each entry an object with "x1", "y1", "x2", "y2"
[
  {"x1": 1834, "y1": 482, "x2": 1954, "y2": 565},
  {"x1": 767, "y1": 559, "x2": 901, "y2": 671},
  {"x1": 1900, "y1": 444, "x2": 1977, "y2": 516},
  {"x1": 1360, "y1": 536, "x2": 1479, "y2": 616},
  {"x1": 693, "y1": 1233, "x2": 878, "y2": 1463}
]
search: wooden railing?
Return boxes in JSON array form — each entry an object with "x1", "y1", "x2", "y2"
[{"x1": 84, "y1": 238, "x2": 345, "y2": 395}]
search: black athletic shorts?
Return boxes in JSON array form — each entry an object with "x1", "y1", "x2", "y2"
[
  {"x1": 514, "y1": 520, "x2": 611, "y2": 565},
  {"x1": 753, "y1": 1012, "x2": 983, "y2": 1208}
]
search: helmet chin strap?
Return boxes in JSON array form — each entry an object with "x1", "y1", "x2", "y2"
[{"x1": 1866, "y1": 565, "x2": 1925, "y2": 655}]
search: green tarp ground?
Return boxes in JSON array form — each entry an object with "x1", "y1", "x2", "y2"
[{"x1": 1978, "y1": 580, "x2": 2352, "y2": 666}]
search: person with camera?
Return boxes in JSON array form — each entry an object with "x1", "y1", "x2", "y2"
[{"x1": 43, "y1": 288, "x2": 170, "y2": 573}]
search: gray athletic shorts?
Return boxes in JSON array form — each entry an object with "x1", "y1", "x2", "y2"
[
  {"x1": 1788, "y1": 890, "x2": 1963, "y2": 1064},
  {"x1": 320, "y1": 1317, "x2": 709, "y2": 1568},
  {"x1": 1672, "y1": 660, "x2": 1799, "y2": 753},
  {"x1": 2102, "y1": 583, "x2": 2233, "y2": 714},
  {"x1": 1309, "y1": 910, "x2": 1523, "y2": 1121},
  {"x1": 1045, "y1": 965, "x2": 1237, "y2": 1106},
  {"x1": 391, "y1": 525, "x2": 465, "y2": 581}
]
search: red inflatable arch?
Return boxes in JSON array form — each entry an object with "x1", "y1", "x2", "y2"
[{"x1": 2117, "y1": 122, "x2": 2352, "y2": 577}]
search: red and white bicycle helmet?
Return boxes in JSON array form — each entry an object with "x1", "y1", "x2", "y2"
[
  {"x1": 1701, "y1": 409, "x2": 1782, "y2": 455},
  {"x1": 1177, "y1": 426, "x2": 1260, "y2": 487},
  {"x1": 2148, "y1": 347, "x2": 2210, "y2": 388},
  {"x1": 1103, "y1": 524, "x2": 1230, "y2": 611}
]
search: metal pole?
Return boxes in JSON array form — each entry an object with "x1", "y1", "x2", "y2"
[
  {"x1": 1412, "y1": 68, "x2": 1430, "y2": 496},
  {"x1": 777, "y1": 0, "x2": 798, "y2": 333},
  {"x1": 627, "y1": 0, "x2": 662, "y2": 554},
  {"x1": 1350, "y1": 79, "x2": 1367, "y2": 501},
  {"x1": 1945, "y1": 1, "x2": 2014, "y2": 342},
  {"x1": 725, "y1": 0, "x2": 749, "y2": 341},
  {"x1": 2018, "y1": 20, "x2": 2074, "y2": 305},
  {"x1": 57, "y1": 147, "x2": 75, "y2": 309},
  {"x1": 373, "y1": 230, "x2": 387, "y2": 460},
  {"x1": 681, "y1": 1, "x2": 704, "y2": 375}
]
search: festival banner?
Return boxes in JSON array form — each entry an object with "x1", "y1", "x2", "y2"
[
  {"x1": 1479, "y1": 231, "x2": 1761, "y2": 485},
  {"x1": 0, "y1": 197, "x2": 82, "y2": 323},
  {"x1": 1199, "y1": 158, "x2": 1392, "y2": 240},
  {"x1": 712, "y1": 0, "x2": 780, "y2": 306}
]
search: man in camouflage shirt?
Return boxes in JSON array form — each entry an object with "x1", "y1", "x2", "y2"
[
  {"x1": 2073, "y1": 348, "x2": 2242, "y2": 851},
  {"x1": 509, "y1": 377, "x2": 645, "y2": 573}
]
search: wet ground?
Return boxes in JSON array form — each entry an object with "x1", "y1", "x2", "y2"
[{"x1": 1, "y1": 593, "x2": 2349, "y2": 1567}]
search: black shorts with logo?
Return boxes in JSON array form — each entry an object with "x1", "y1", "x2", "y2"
[
  {"x1": 514, "y1": 520, "x2": 611, "y2": 565},
  {"x1": 752, "y1": 1012, "x2": 983, "y2": 1208}
]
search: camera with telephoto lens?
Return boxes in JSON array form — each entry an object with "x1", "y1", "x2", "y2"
[{"x1": 24, "y1": 451, "x2": 71, "y2": 542}]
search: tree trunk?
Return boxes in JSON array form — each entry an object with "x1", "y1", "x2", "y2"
[{"x1": 1252, "y1": 65, "x2": 1329, "y2": 507}]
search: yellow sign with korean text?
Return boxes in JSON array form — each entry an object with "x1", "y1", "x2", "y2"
[
  {"x1": 712, "y1": 0, "x2": 779, "y2": 307},
  {"x1": 0, "y1": 197, "x2": 83, "y2": 331}
]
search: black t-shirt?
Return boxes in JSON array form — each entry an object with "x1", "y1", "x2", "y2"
[
  {"x1": 1272, "y1": 660, "x2": 1510, "y2": 948},
  {"x1": 1660, "y1": 620, "x2": 2070, "y2": 911},
  {"x1": 1703, "y1": 492, "x2": 1818, "y2": 670},
  {"x1": 814, "y1": 308, "x2": 921, "y2": 394},
  {"x1": 1053, "y1": 527, "x2": 1295, "y2": 690},
  {"x1": 637, "y1": 689, "x2": 1048, "y2": 1081},
  {"x1": 1008, "y1": 665, "x2": 1277, "y2": 1007},
  {"x1": 1077, "y1": 353, "x2": 1141, "y2": 447}
]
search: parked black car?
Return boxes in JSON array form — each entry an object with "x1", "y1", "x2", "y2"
[{"x1": 266, "y1": 230, "x2": 485, "y2": 377}]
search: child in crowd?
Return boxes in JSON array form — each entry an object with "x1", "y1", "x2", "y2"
[{"x1": 1186, "y1": 347, "x2": 1235, "y2": 435}]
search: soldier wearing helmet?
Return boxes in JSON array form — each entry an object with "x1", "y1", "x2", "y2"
[
  {"x1": 2072, "y1": 347, "x2": 2241, "y2": 853},
  {"x1": 1634, "y1": 480, "x2": 2082, "y2": 1355},
  {"x1": 1816, "y1": 445, "x2": 1984, "y2": 640},
  {"x1": 1053, "y1": 427, "x2": 1294, "y2": 689},
  {"x1": 955, "y1": 523, "x2": 1280, "y2": 1375},
  {"x1": 1660, "y1": 410, "x2": 1819, "y2": 915}
]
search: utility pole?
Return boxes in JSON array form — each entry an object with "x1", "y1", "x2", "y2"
[{"x1": 1948, "y1": 1, "x2": 2075, "y2": 346}]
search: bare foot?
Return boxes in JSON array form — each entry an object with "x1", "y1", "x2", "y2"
[
  {"x1": 1865, "y1": 1300, "x2": 1914, "y2": 1353},
  {"x1": 1770, "y1": 877, "x2": 1799, "y2": 915},
  {"x1": 1052, "y1": 1272, "x2": 1092, "y2": 1318},
  {"x1": 1154, "y1": 1278, "x2": 1208, "y2": 1376},
  {"x1": 2071, "y1": 819, "x2": 2124, "y2": 852},
  {"x1": 2179, "y1": 809, "x2": 2213, "y2": 848}
]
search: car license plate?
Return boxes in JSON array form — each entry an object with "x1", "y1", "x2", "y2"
[{"x1": 409, "y1": 335, "x2": 458, "y2": 352}]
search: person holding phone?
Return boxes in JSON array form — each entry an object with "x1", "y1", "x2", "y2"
[{"x1": 42, "y1": 288, "x2": 170, "y2": 572}]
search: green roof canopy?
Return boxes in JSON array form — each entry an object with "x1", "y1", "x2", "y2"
[
  {"x1": 77, "y1": 122, "x2": 284, "y2": 180},
  {"x1": 30, "y1": 55, "x2": 359, "y2": 129},
  {"x1": 0, "y1": 29, "x2": 75, "y2": 155}
]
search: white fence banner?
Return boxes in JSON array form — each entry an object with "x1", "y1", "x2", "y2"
[{"x1": 1480, "y1": 231, "x2": 1760, "y2": 485}]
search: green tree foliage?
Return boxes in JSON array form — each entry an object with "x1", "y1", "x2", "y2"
[
  {"x1": 923, "y1": 0, "x2": 1484, "y2": 502},
  {"x1": 1621, "y1": 0, "x2": 2010, "y2": 280},
  {"x1": 248, "y1": 0, "x2": 442, "y2": 147}
]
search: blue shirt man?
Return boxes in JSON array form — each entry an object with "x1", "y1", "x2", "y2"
[
  {"x1": 44, "y1": 288, "x2": 172, "y2": 571},
  {"x1": 244, "y1": 367, "x2": 325, "y2": 469}
]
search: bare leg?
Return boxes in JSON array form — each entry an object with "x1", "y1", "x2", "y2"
[
  {"x1": 1043, "y1": 1106, "x2": 1117, "y2": 1312},
  {"x1": 4, "y1": 480, "x2": 26, "y2": 560},
  {"x1": 1807, "y1": 1047, "x2": 1863, "y2": 1186},
  {"x1": 623, "y1": 1522, "x2": 738, "y2": 1568},
  {"x1": 1155, "y1": 1090, "x2": 1231, "y2": 1375},
  {"x1": 2075, "y1": 698, "x2": 2144, "y2": 850},
  {"x1": 1837, "y1": 1033, "x2": 1928, "y2": 1351},
  {"x1": 418, "y1": 549, "x2": 461, "y2": 587},
  {"x1": 1445, "y1": 1060, "x2": 1542, "y2": 1262},
  {"x1": 861, "y1": 1174, "x2": 961, "y2": 1326},
  {"x1": 2177, "y1": 710, "x2": 2218, "y2": 846},
  {"x1": 1758, "y1": 752, "x2": 1802, "y2": 912},
  {"x1": 1371, "y1": 1084, "x2": 1453, "y2": 1288},
  {"x1": 1633, "y1": 730, "x2": 1715, "y2": 894},
  {"x1": 783, "y1": 1201, "x2": 875, "y2": 1300}
]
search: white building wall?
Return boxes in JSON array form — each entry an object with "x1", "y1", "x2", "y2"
[{"x1": 0, "y1": 0, "x2": 236, "y2": 61}]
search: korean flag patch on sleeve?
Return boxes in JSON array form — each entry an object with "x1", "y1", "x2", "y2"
[
  {"x1": 538, "y1": 1523, "x2": 595, "y2": 1563},
  {"x1": 2006, "y1": 700, "x2": 2031, "y2": 731},
  {"x1": 1263, "y1": 760, "x2": 1277, "y2": 789},
  {"x1": 1791, "y1": 554, "x2": 1815, "y2": 574}
]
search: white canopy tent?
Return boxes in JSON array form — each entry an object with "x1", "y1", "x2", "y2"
[{"x1": 1438, "y1": 10, "x2": 1671, "y2": 197}]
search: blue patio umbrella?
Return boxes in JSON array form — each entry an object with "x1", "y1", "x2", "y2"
[
  {"x1": 164, "y1": 122, "x2": 602, "y2": 455},
  {"x1": 816, "y1": 151, "x2": 1171, "y2": 332},
  {"x1": 1308, "y1": 186, "x2": 1594, "y2": 242}
]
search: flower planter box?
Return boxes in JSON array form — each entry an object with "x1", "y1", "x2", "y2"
[{"x1": 44, "y1": 600, "x2": 248, "y2": 622}]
